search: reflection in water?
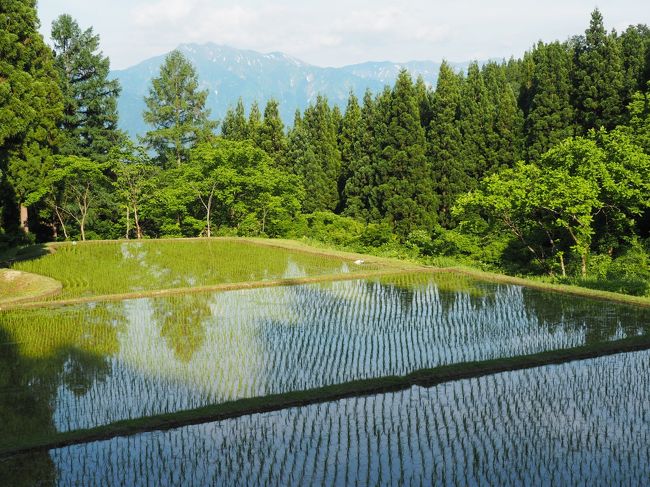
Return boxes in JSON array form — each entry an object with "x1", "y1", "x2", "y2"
[
  {"x1": 0, "y1": 274, "x2": 649, "y2": 441},
  {"x1": 3, "y1": 351, "x2": 648, "y2": 486}
]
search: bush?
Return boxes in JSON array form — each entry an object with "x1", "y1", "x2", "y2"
[{"x1": 359, "y1": 222, "x2": 393, "y2": 248}]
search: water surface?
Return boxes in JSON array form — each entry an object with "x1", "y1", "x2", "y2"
[
  {"x1": 2, "y1": 350, "x2": 648, "y2": 486},
  {"x1": 0, "y1": 273, "x2": 648, "y2": 442}
]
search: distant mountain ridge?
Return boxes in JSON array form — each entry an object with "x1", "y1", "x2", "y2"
[{"x1": 110, "y1": 43, "x2": 474, "y2": 138}]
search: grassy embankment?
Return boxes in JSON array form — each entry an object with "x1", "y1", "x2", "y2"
[{"x1": 1, "y1": 336, "x2": 648, "y2": 458}]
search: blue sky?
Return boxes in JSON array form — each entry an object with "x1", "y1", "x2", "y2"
[{"x1": 37, "y1": 1, "x2": 649, "y2": 70}]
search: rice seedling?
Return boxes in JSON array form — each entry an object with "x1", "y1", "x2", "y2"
[
  {"x1": 10, "y1": 239, "x2": 385, "y2": 300},
  {"x1": 3, "y1": 350, "x2": 647, "y2": 485}
]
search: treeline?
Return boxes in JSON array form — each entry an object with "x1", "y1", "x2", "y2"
[{"x1": 1, "y1": 4, "x2": 649, "y2": 293}]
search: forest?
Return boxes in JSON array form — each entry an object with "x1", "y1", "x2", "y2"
[{"x1": 1, "y1": 2, "x2": 650, "y2": 295}]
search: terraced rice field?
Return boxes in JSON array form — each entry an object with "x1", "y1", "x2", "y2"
[
  {"x1": 10, "y1": 239, "x2": 384, "y2": 300},
  {"x1": 2, "y1": 350, "x2": 647, "y2": 486},
  {"x1": 1, "y1": 239, "x2": 649, "y2": 484},
  {"x1": 1, "y1": 273, "x2": 648, "y2": 444}
]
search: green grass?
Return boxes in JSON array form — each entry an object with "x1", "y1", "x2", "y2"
[
  {"x1": 2, "y1": 334, "x2": 648, "y2": 458},
  {"x1": 10, "y1": 238, "x2": 397, "y2": 301}
]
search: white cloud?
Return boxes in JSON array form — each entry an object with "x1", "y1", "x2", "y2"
[{"x1": 37, "y1": 0, "x2": 650, "y2": 69}]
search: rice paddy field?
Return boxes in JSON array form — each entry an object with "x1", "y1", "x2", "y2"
[
  {"x1": 1, "y1": 238, "x2": 649, "y2": 484},
  {"x1": 2, "y1": 350, "x2": 648, "y2": 486},
  {"x1": 9, "y1": 239, "x2": 387, "y2": 300}
]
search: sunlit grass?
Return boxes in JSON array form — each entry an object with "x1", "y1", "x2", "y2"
[{"x1": 11, "y1": 239, "x2": 385, "y2": 299}]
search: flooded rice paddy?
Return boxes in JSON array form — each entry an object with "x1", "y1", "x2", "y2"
[
  {"x1": 1, "y1": 273, "x2": 648, "y2": 444},
  {"x1": 2, "y1": 350, "x2": 648, "y2": 486},
  {"x1": 11, "y1": 240, "x2": 370, "y2": 299}
]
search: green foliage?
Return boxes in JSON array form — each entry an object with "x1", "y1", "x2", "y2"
[
  {"x1": 0, "y1": 0, "x2": 62, "y2": 229},
  {"x1": 525, "y1": 41, "x2": 574, "y2": 160},
  {"x1": 142, "y1": 51, "x2": 217, "y2": 167},
  {"x1": 572, "y1": 9, "x2": 626, "y2": 131},
  {"x1": 184, "y1": 140, "x2": 303, "y2": 237},
  {"x1": 338, "y1": 92, "x2": 364, "y2": 212},
  {"x1": 258, "y1": 99, "x2": 286, "y2": 162},
  {"x1": 51, "y1": 15, "x2": 123, "y2": 160},
  {"x1": 287, "y1": 96, "x2": 341, "y2": 213},
  {"x1": 221, "y1": 98, "x2": 249, "y2": 142},
  {"x1": 374, "y1": 70, "x2": 437, "y2": 238},
  {"x1": 428, "y1": 62, "x2": 466, "y2": 227},
  {"x1": 291, "y1": 211, "x2": 365, "y2": 247},
  {"x1": 455, "y1": 131, "x2": 650, "y2": 279},
  {"x1": 459, "y1": 62, "x2": 494, "y2": 179},
  {"x1": 627, "y1": 82, "x2": 650, "y2": 152},
  {"x1": 46, "y1": 155, "x2": 112, "y2": 241}
]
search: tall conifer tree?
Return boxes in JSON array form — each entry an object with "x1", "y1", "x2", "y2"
[
  {"x1": 338, "y1": 93, "x2": 364, "y2": 213},
  {"x1": 344, "y1": 90, "x2": 383, "y2": 221},
  {"x1": 0, "y1": 0, "x2": 62, "y2": 232},
  {"x1": 428, "y1": 62, "x2": 465, "y2": 227},
  {"x1": 247, "y1": 100, "x2": 262, "y2": 143},
  {"x1": 51, "y1": 14, "x2": 123, "y2": 160},
  {"x1": 375, "y1": 70, "x2": 436, "y2": 237},
  {"x1": 525, "y1": 42, "x2": 574, "y2": 160},
  {"x1": 482, "y1": 62, "x2": 524, "y2": 170},
  {"x1": 258, "y1": 99, "x2": 286, "y2": 163},
  {"x1": 221, "y1": 98, "x2": 248, "y2": 141},
  {"x1": 459, "y1": 62, "x2": 494, "y2": 179},
  {"x1": 297, "y1": 96, "x2": 341, "y2": 212},
  {"x1": 142, "y1": 50, "x2": 216, "y2": 167},
  {"x1": 572, "y1": 9, "x2": 626, "y2": 131}
]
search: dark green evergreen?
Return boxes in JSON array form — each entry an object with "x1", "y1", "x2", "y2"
[
  {"x1": 428, "y1": 61, "x2": 465, "y2": 227},
  {"x1": 293, "y1": 96, "x2": 341, "y2": 213},
  {"x1": 51, "y1": 14, "x2": 123, "y2": 161},
  {"x1": 0, "y1": 0, "x2": 62, "y2": 233},
  {"x1": 338, "y1": 92, "x2": 364, "y2": 213},
  {"x1": 258, "y1": 99, "x2": 286, "y2": 162},
  {"x1": 220, "y1": 98, "x2": 248, "y2": 141},
  {"x1": 459, "y1": 62, "x2": 494, "y2": 179},
  {"x1": 482, "y1": 61, "x2": 524, "y2": 170},
  {"x1": 572, "y1": 9, "x2": 626, "y2": 131},
  {"x1": 374, "y1": 70, "x2": 436, "y2": 237},
  {"x1": 619, "y1": 25, "x2": 649, "y2": 107},
  {"x1": 247, "y1": 101, "x2": 262, "y2": 143},
  {"x1": 525, "y1": 42, "x2": 575, "y2": 161}
]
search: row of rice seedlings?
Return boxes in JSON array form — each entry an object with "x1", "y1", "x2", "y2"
[
  {"x1": 5, "y1": 350, "x2": 646, "y2": 486},
  {"x1": 2, "y1": 274, "x2": 648, "y2": 435},
  {"x1": 11, "y1": 239, "x2": 364, "y2": 299}
]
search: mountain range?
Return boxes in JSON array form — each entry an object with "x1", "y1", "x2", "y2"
[{"x1": 110, "y1": 43, "x2": 474, "y2": 138}]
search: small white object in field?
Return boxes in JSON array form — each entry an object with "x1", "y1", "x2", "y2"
[
  {"x1": 354, "y1": 259, "x2": 364, "y2": 265},
  {"x1": 72, "y1": 241, "x2": 77, "y2": 246}
]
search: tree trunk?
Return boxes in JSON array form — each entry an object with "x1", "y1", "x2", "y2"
[
  {"x1": 55, "y1": 206, "x2": 69, "y2": 240},
  {"x1": 19, "y1": 205, "x2": 29, "y2": 234},
  {"x1": 134, "y1": 206, "x2": 142, "y2": 240},
  {"x1": 581, "y1": 253, "x2": 587, "y2": 278},
  {"x1": 559, "y1": 253, "x2": 566, "y2": 278},
  {"x1": 206, "y1": 206, "x2": 211, "y2": 238},
  {"x1": 126, "y1": 206, "x2": 131, "y2": 240}
]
